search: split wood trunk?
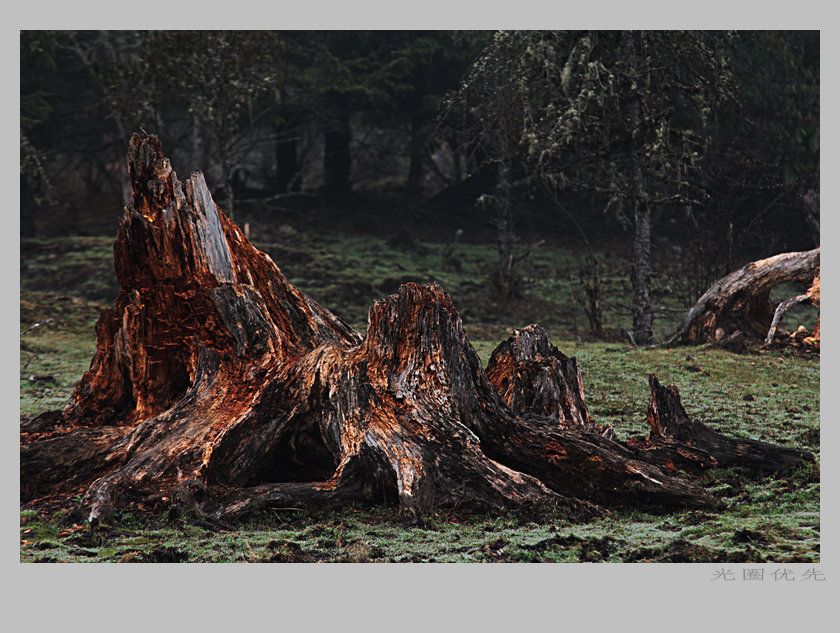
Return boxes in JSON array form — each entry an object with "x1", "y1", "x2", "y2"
[
  {"x1": 626, "y1": 375, "x2": 813, "y2": 475},
  {"x1": 666, "y1": 249, "x2": 820, "y2": 349},
  {"x1": 19, "y1": 134, "x2": 813, "y2": 524}
]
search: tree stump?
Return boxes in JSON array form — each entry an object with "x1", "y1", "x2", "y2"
[
  {"x1": 20, "y1": 133, "x2": 813, "y2": 524},
  {"x1": 626, "y1": 375, "x2": 814, "y2": 475},
  {"x1": 485, "y1": 324, "x2": 614, "y2": 438}
]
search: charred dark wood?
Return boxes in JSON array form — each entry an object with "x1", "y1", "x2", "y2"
[
  {"x1": 20, "y1": 426, "x2": 133, "y2": 502},
  {"x1": 626, "y1": 375, "x2": 814, "y2": 475},
  {"x1": 475, "y1": 414, "x2": 717, "y2": 510},
  {"x1": 19, "y1": 133, "x2": 811, "y2": 525}
]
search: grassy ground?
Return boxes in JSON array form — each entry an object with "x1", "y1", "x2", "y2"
[{"x1": 19, "y1": 221, "x2": 820, "y2": 563}]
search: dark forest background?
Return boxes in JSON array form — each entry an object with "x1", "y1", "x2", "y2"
[{"x1": 20, "y1": 30, "x2": 819, "y2": 344}]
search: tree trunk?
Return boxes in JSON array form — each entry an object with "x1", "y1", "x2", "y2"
[
  {"x1": 275, "y1": 108, "x2": 301, "y2": 194},
  {"x1": 631, "y1": 201, "x2": 653, "y2": 345},
  {"x1": 623, "y1": 30, "x2": 654, "y2": 346},
  {"x1": 666, "y1": 249, "x2": 820, "y2": 348},
  {"x1": 493, "y1": 152, "x2": 519, "y2": 299},
  {"x1": 485, "y1": 324, "x2": 613, "y2": 439},
  {"x1": 20, "y1": 133, "x2": 813, "y2": 525},
  {"x1": 406, "y1": 117, "x2": 424, "y2": 206},
  {"x1": 323, "y1": 104, "x2": 352, "y2": 196},
  {"x1": 580, "y1": 256, "x2": 604, "y2": 338}
]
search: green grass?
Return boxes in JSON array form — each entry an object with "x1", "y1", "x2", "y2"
[
  {"x1": 253, "y1": 230, "x2": 693, "y2": 338},
  {"x1": 555, "y1": 342, "x2": 820, "y2": 443},
  {"x1": 20, "y1": 291, "x2": 103, "y2": 417},
  {"x1": 19, "y1": 229, "x2": 820, "y2": 563}
]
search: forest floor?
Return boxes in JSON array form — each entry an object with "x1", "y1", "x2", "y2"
[{"x1": 19, "y1": 201, "x2": 820, "y2": 563}]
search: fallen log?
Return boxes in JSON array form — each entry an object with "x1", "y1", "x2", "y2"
[
  {"x1": 19, "y1": 133, "x2": 812, "y2": 524},
  {"x1": 665, "y1": 249, "x2": 820, "y2": 349}
]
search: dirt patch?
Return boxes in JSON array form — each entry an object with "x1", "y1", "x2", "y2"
[
  {"x1": 796, "y1": 428, "x2": 820, "y2": 447},
  {"x1": 32, "y1": 541, "x2": 60, "y2": 550},
  {"x1": 340, "y1": 540, "x2": 373, "y2": 563},
  {"x1": 113, "y1": 545, "x2": 190, "y2": 563},
  {"x1": 577, "y1": 536, "x2": 618, "y2": 562},
  {"x1": 623, "y1": 538, "x2": 765, "y2": 563},
  {"x1": 260, "y1": 540, "x2": 315, "y2": 563},
  {"x1": 681, "y1": 510, "x2": 717, "y2": 525},
  {"x1": 732, "y1": 529, "x2": 769, "y2": 545},
  {"x1": 63, "y1": 533, "x2": 99, "y2": 548},
  {"x1": 520, "y1": 533, "x2": 618, "y2": 562},
  {"x1": 713, "y1": 481, "x2": 744, "y2": 499},
  {"x1": 136, "y1": 546, "x2": 190, "y2": 563},
  {"x1": 523, "y1": 533, "x2": 583, "y2": 552}
]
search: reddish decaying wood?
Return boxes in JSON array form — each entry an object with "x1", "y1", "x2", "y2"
[
  {"x1": 666, "y1": 249, "x2": 820, "y2": 349},
  {"x1": 485, "y1": 324, "x2": 614, "y2": 438},
  {"x1": 19, "y1": 133, "x2": 814, "y2": 523}
]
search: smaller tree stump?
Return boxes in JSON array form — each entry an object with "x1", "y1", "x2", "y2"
[{"x1": 626, "y1": 375, "x2": 815, "y2": 475}]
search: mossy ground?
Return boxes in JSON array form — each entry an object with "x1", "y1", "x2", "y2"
[
  {"x1": 19, "y1": 220, "x2": 820, "y2": 563},
  {"x1": 20, "y1": 468, "x2": 819, "y2": 563}
]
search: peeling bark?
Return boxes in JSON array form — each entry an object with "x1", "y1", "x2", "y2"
[{"x1": 19, "y1": 133, "x2": 813, "y2": 524}]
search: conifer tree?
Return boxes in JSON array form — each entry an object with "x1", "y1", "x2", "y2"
[{"x1": 454, "y1": 30, "x2": 736, "y2": 343}]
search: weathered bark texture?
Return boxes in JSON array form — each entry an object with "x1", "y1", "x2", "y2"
[
  {"x1": 20, "y1": 134, "x2": 813, "y2": 524},
  {"x1": 485, "y1": 325, "x2": 614, "y2": 439},
  {"x1": 627, "y1": 375, "x2": 814, "y2": 475},
  {"x1": 666, "y1": 249, "x2": 820, "y2": 349}
]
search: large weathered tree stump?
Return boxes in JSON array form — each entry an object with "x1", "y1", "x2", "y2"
[
  {"x1": 666, "y1": 249, "x2": 820, "y2": 349},
  {"x1": 19, "y1": 134, "x2": 813, "y2": 523}
]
